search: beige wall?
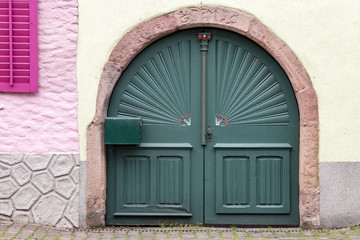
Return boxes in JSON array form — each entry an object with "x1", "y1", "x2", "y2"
[{"x1": 77, "y1": 0, "x2": 360, "y2": 162}]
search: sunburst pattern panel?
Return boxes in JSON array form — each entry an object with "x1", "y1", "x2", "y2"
[
  {"x1": 215, "y1": 40, "x2": 290, "y2": 126},
  {"x1": 118, "y1": 41, "x2": 191, "y2": 125}
]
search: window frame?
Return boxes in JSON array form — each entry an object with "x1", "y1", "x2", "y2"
[{"x1": 0, "y1": 0, "x2": 38, "y2": 93}]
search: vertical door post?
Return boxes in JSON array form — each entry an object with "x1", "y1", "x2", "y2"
[{"x1": 198, "y1": 33, "x2": 211, "y2": 145}]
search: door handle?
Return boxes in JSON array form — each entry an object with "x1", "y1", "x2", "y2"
[{"x1": 207, "y1": 126, "x2": 212, "y2": 142}]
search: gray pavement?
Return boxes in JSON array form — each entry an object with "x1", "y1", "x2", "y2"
[{"x1": 1, "y1": 219, "x2": 360, "y2": 239}]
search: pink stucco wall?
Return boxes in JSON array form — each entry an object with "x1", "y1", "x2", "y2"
[{"x1": 0, "y1": 0, "x2": 79, "y2": 153}]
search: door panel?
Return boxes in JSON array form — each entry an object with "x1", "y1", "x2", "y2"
[
  {"x1": 107, "y1": 30, "x2": 203, "y2": 225},
  {"x1": 122, "y1": 155, "x2": 150, "y2": 205},
  {"x1": 106, "y1": 28, "x2": 299, "y2": 226},
  {"x1": 107, "y1": 145, "x2": 192, "y2": 217},
  {"x1": 205, "y1": 29, "x2": 298, "y2": 225},
  {"x1": 214, "y1": 144, "x2": 290, "y2": 214},
  {"x1": 221, "y1": 156, "x2": 250, "y2": 205}
]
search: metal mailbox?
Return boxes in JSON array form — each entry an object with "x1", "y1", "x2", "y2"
[{"x1": 105, "y1": 117, "x2": 142, "y2": 145}]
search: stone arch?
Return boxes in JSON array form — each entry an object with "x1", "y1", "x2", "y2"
[{"x1": 86, "y1": 6, "x2": 319, "y2": 228}]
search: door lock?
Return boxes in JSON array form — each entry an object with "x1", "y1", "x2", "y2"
[{"x1": 207, "y1": 126, "x2": 212, "y2": 142}]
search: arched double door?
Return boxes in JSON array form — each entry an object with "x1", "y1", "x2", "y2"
[{"x1": 106, "y1": 28, "x2": 299, "y2": 225}]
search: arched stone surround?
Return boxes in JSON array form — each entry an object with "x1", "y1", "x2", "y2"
[{"x1": 86, "y1": 6, "x2": 319, "y2": 228}]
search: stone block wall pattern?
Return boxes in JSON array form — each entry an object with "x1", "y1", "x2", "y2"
[
  {"x1": 0, "y1": 154, "x2": 80, "y2": 228},
  {"x1": 0, "y1": 0, "x2": 79, "y2": 153}
]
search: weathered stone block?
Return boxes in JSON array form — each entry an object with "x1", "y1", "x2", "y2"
[
  {"x1": 0, "y1": 179, "x2": 18, "y2": 198},
  {"x1": 0, "y1": 200, "x2": 13, "y2": 216},
  {"x1": 12, "y1": 163, "x2": 31, "y2": 185},
  {"x1": 57, "y1": 218, "x2": 73, "y2": 228},
  {"x1": 50, "y1": 155, "x2": 75, "y2": 177},
  {"x1": 299, "y1": 125, "x2": 319, "y2": 194},
  {"x1": 297, "y1": 87, "x2": 319, "y2": 125},
  {"x1": 70, "y1": 167, "x2": 79, "y2": 184},
  {"x1": 73, "y1": 154, "x2": 80, "y2": 166},
  {"x1": 109, "y1": 14, "x2": 176, "y2": 70},
  {"x1": 12, "y1": 185, "x2": 41, "y2": 210},
  {"x1": 0, "y1": 154, "x2": 23, "y2": 165},
  {"x1": 0, "y1": 163, "x2": 11, "y2": 178},
  {"x1": 24, "y1": 155, "x2": 52, "y2": 171},
  {"x1": 0, "y1": 215, "x2": 10, "y2": 220},
  {"x1": 33, "y1": 194, "x2": 66, "y2": 225},
  {"x1": 300, "y1": 191, "x2": 320, "y2": 228},
  {"x1": 32, "y1": 171, "x2": 54, "y2": 194},
  {"x1": 65, "y1": 192, "x2": 79, "y2": 227},
  {"x1": 12, "y1": 211, "x2": 33, "y2": 223},
  {"x1": 55, "y1": 176, "x2": 76, "y2": 199}
]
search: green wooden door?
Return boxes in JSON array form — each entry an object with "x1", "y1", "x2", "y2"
[{"x1": 106, "y1": 29, "x2": 299, "y2": 225}]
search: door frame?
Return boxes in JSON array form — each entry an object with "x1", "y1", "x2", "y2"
[{"x1": 86, "y1": 6, "x2": 319, "y2": 228}]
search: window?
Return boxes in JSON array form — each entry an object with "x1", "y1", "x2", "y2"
[{"x1": 0, "y1": 0, "x2": 37, "y2": 92}]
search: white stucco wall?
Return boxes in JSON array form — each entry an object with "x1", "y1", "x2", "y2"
[{"x1": 77, "y1": 0, "x2": 360, "y2": 162}]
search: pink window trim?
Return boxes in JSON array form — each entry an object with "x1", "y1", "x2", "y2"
[
  {"x1": 0, "y1": 0, "x2": 38, "y2": 93},
  {"x1": 28, "y1": 0, "x2": 38, "y2": 92}
]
